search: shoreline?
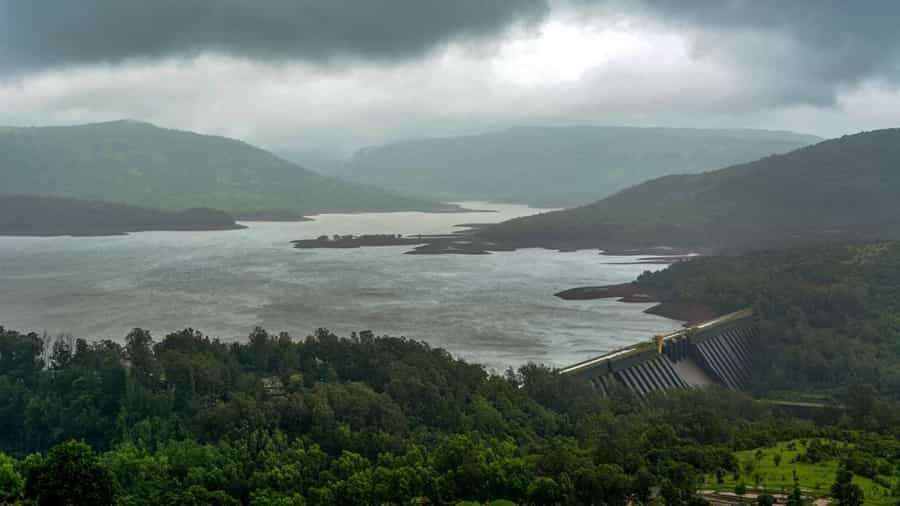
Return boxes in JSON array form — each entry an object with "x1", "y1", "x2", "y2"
[
  {"x1": 554, "y1": 282, "x2": 717, "y2": 324},
  {"x1": 289, "y1": 224, "x2": 706, "y2": 257},
  {"x1": 284, "y1": 202, "x2": 711, "y2": 258},
  {"x1": 238, "y1": 202, "x2": 506, "y2": 223},
  {"x1": 299, "y1": 204, "x2": 499, "y2": 218},
  {"x1": 0, "y1": 223, "x2": 247, "y2": 238}
]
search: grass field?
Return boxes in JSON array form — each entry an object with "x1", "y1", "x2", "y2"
[{"x1": 702, "y1": 439, "x2": 899, "y2": 505}]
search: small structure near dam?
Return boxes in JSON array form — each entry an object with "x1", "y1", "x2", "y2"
[{"x1": 560, "y1": 309, "x2": 757, "y2": 396}]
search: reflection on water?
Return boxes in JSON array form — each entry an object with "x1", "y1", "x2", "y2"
[{"x1": 0, "y1": 202, "x2": 680, "y2": 371}]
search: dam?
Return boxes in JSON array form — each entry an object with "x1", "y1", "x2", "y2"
[{"x1": 560, "y1": 309, "x2": 757, "y2": 396}]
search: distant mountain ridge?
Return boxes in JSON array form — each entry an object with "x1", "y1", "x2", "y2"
[
  {"x1": 480, "y1": 128, "x2": 900, "y2": 253},
  {"x1": 0, "y1": 120, "x2": 452, "y2": 218},
  {"x1": 339, "y1": 125, "x2": 821, "y2": 206},
  {"x1": 0, "y1": 194, "x2": 242, "y2": 236}
]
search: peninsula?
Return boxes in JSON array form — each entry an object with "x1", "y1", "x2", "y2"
[{"x1": 0, "y1": 195, "x2": 244, "y2": 236}]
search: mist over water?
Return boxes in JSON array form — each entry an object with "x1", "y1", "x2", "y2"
[{"x1": 0, "y1": 202, "x2": 679, "y2": 371}]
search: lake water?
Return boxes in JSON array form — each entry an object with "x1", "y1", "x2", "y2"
[{"x1": 0, "y1": 202, "x2": 681, "y2": 371}]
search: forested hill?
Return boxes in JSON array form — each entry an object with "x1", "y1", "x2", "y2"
[
  {"x1": 339, "y1": 126, "x2": 819, "y2": 207},
  {"x1": 634, "y1": 241, "x2": 900, "y2": 401},
  {"x1": 481, "y1": 128, "x2": 900, "y2": 252},
  {"x1": 0, "y1": 194, "x2": 242, "y2": 236},
  {"x1": 0, "y1": 120, "x2": 452, "y2": 218}
]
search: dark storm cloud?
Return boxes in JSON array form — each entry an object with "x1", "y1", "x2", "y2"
[
  {"x1": 3, "y1": 0, "x2": 899, "y2": 95},
  {"x1": 0, "y1": 0, "x2": 548, "y2": 73}
]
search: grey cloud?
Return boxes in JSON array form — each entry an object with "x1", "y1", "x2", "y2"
[
  {"x1": 0, "y1": 0, "x2": 548, "y2": 73},
  {"x1": 610, "y1": 0, "x2": 900, "y2": 102}
]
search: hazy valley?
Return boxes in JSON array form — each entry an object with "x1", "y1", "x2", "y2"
[{"x1": 339, "y1": 126, "x2": 819, "y2": 207}]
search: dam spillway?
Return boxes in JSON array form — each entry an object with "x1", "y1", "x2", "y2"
[{"x1": 560, "y1": 309, "x2": 757, "y2": 396}]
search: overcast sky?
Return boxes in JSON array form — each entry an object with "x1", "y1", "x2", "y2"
[{"x1": 2, "y1": 0, "x2": 899, "y2": 168}]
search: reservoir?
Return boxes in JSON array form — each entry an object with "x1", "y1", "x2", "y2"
[{"x1": 0, "y1": 202, "x2": 679, "y2": 371}]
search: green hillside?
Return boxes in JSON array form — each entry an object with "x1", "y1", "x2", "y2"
[
  {"x1": 0, "y1": 120, "x2": 451, "y2": 218},
  {"x1": 481, "y1": 128, "x2": 900, "y2": 252},
  {"x1": 0, "y1": 194, "x2": 242, "y2": 236},
  {"x1": 340, "y1": 126, "x2": 820, "y2": 206}
]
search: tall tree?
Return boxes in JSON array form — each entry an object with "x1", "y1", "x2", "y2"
[
  {"x1": 0, "y1": 452, "x2": 24, "y2": 503},
  {"x1": 830, "y1": 467, "x2": 864, "y2": 506},
  {"x1": 25, "y1": 440, "x2": 114, "y2": 506}
]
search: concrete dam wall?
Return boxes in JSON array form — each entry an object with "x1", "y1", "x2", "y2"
[{"x1": 560, "y1": 309, "x2": 757, "y2": 396}]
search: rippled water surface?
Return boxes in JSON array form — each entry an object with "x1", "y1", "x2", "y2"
[{"x1": 0, "y1": 203, "x2": 681, "y2": 370}]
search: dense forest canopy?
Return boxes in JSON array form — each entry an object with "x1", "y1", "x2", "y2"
[
  {"x1": 0, "y1": 194, "x2": 241, "y2": 236},
  {"x1": 0, "y1": 322, "x2": 897, "y2": 506},
  {"x1": 339, "y1": 126, "x2": 819, "y2": 207},
  {"x1": 0, "y1": 120, "x2": 450, "y2": 218},
  {"x1": 481, "y1": 129, "x2": 900, "y2": 253}
]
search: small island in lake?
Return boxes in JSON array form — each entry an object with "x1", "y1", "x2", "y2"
[
  {"x1": 292, "y1": 234, "x2": 435, "y2": 249},
  {"x1": 292, "y1": 231, "x2": 517, "y2": 255}
]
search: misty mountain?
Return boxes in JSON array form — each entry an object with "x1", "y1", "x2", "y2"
[
  {"x1": 480, "y1": 128, "x2": 900, "y2": 253},
  {"x1": 339, "y1": 126, "x2": 820, "y2": 206},
  {"x1": 0, "y1": 194, "x2": 242, "y2": 236},
  {"x1": 0, "y1": 120, "x2": 452, "y2": 218}
]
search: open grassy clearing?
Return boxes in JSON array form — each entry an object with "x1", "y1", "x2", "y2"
[{"x1": 703, "y1": 439, "x2": 899, "y2": 505}]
